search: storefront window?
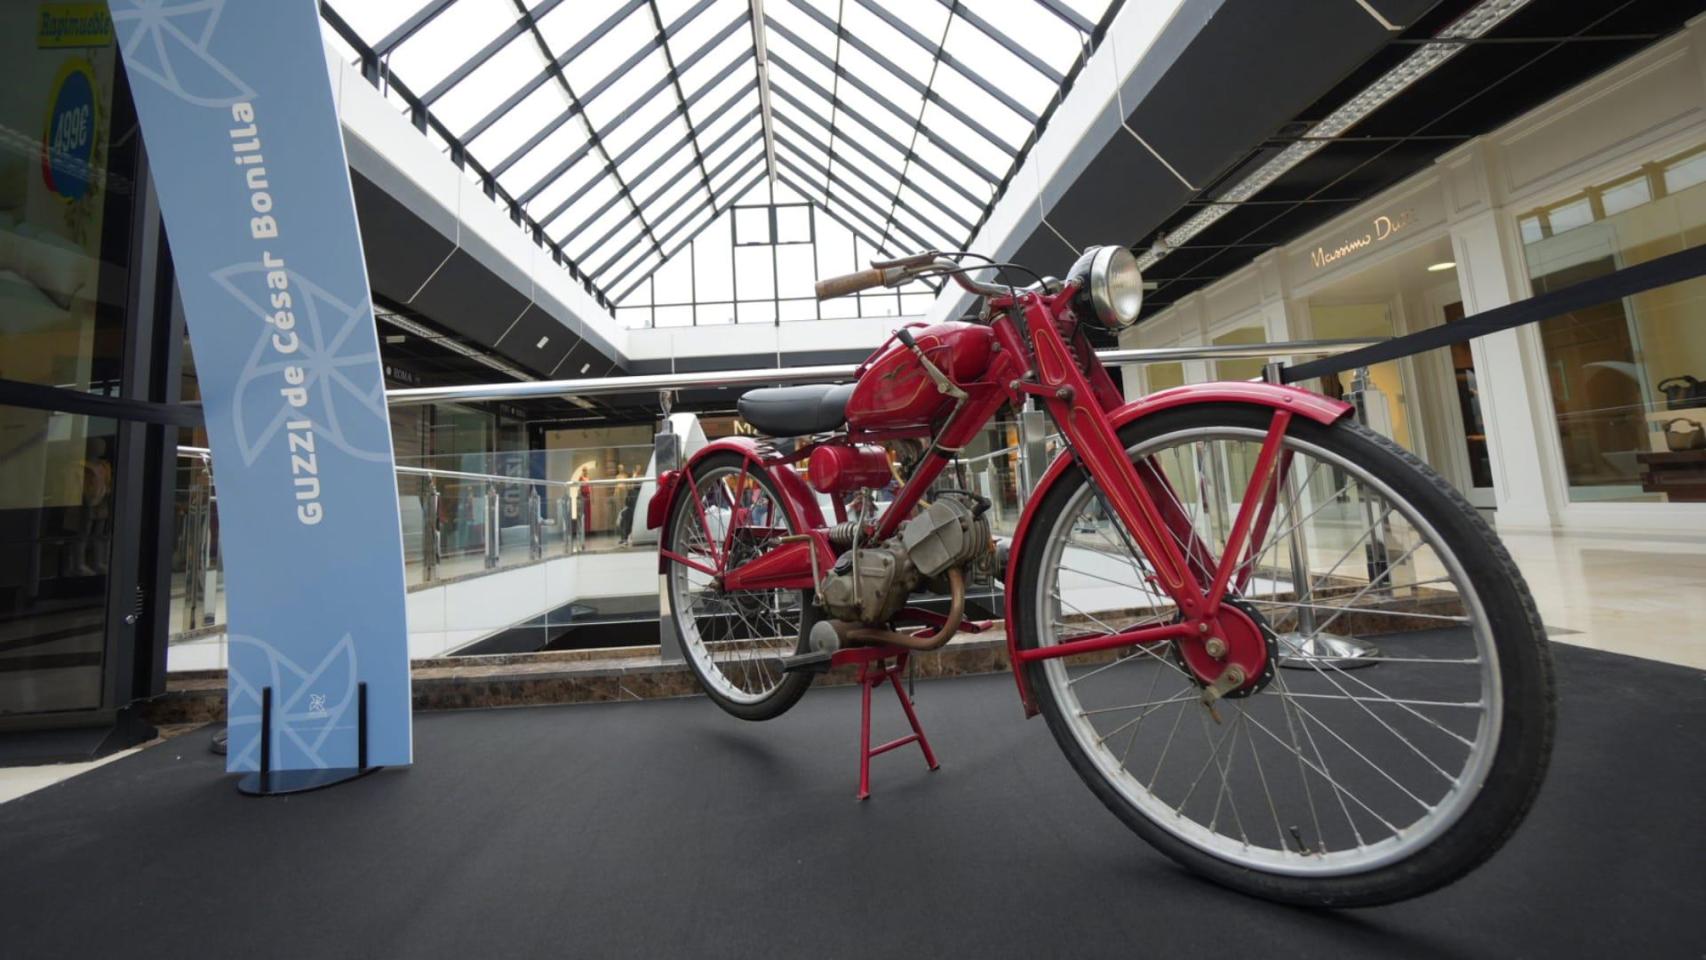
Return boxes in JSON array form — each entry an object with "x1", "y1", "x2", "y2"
[
  {"x1": 0, "y1": 9, "x2": 134, "y2": 715},
  {"x1": 1520, "y1": 143, "x2": 1706, "y2": 503},
  {"x1": 0, "y1": 410, "x2": 118, "y2": 714},
  {"x1": 1307, "y1": 303, "x2": 1414, "y2": 451},
  {"x1": 0, "y1": 9, "x2": 124, "y2": 394}
]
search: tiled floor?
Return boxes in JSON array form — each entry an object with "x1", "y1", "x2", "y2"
[
  {"x1": 1497, "y1": 527, "x2": 1706, "y2": 670},
  {"x1": 0, "y1": 747, "x2": 142, "y2": 805}
]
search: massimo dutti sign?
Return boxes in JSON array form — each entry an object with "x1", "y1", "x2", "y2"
[{"x1": 1308, "y1": 208, "x2": 1417, "y2": 270}]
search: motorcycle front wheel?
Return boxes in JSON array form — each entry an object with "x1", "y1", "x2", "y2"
[{"x1": 1013, "y1": 403, "x2": 1554, "y2": 907}]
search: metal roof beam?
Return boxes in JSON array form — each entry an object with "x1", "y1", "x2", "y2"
[
  {"x1": 762, "y1": 27, "x2": 1002, "y2": 183},
  {"x1": 507, "y1": 0, "x2": 662, "y2": 262},
  {"x1": 784, "y1": 0, "x2": 1019, "y2": 154},
  {"x1": 518, "y1": 17, "x2": 748, "y2": 207},
  {"x1": 372, "y1": 0, "x2": 458, "y2": 57},
  {"x1": 648, "y1": 0, "x2": 719, "y2": 214},
  {"x1": 773, "y1": 164, "x2": 896, "y2": 257},
  {"x1": 607, "y1": 164, "x2": 771, "y2": 301},
  {"x1": 566, "y1": 123, "x2": 764, "y2": 260},
  {"x1": 749, "y1": 0, "x2": 780, "y2": 185},
  {"x1": 849, "y1": 0, "x2": 1038, "y2": 123},
  {"x1": 928, "y1": 0, "x2": 1063, "y2": 83},
  {"x1": 587, "y1": 142, "x2": 767, "y2": 279},
  {"x1": 423, "y1": 0, "x2": 613, "y2": 106},
  {"x1": 766, "y1": 55, "x2": 991, "y2": 209},
  {"x1": 770, "y1": 110, "x2": 973, "y2": 234},
  {"x1": 772, "y1": 146, "x2": 941, "y2": 254},
  {"x1": 540, "y1": 77, "x2": 758, "y2": 234},
  {"x1": 1033, "y1": 0, "x2": 1095, "y2": 35}
]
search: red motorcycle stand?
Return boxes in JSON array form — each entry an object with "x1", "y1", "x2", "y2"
[{"x1": 831, "y1": 646, "x2": 938, "y2": 800}]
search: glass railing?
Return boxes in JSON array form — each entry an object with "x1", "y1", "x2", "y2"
[{"x1": 169, "y1": 445, "x2": 659, "y2": 666}]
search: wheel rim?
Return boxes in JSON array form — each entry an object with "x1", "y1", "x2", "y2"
[
  {"x1": 668, "y1": 464, "x2": 802, "y2": 705},
  {"x1": 1032, "y1": 424, "x2": 1502, "y2": 877}
]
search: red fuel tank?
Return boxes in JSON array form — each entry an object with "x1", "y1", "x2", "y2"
[
  {"x1": 845, "y1": 322, "x2": 994, "y2": 431},
  {"x1": 808, "y1": 444, "x2": 892, "y2": 493}
]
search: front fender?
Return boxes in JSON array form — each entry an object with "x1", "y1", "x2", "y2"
[{"x1": 1001, "y1": 381, "x2": 1351, "y2": 715}]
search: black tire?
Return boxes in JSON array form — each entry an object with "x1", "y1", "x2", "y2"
[
  {"x1": 1014, "y1": 404, "x2": 1555, "y2": 907},
  {"x1": 664, "y1": 451, "x2": 814, "y2": 721}
]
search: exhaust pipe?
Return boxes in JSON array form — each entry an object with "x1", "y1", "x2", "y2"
[{"x1": 823, "y1": 568, "x2": 967, "y2": 652}]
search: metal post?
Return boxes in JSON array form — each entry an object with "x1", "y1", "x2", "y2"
[
  {"x1": 654, "y1": 409, "x2": 685, "y2": 664},
  {"x1": 484, "y1": 482, "x2": 501, "y2": 570},
  {"x1": 558, "y1": 490, "x2": 573, "y2": 557},
  {"x1": 183, "y1": 460, "x2": 211, "y2": 629},
  {"x1": 1264, "y1": 362, "x2": 1379, "y2": 669},
  {"x1": 1345, "y1": 366, "x2": 1395, "y2": 592},
  {"x1": 422, "y1": 476, "x2": 440, "y2": 583},
  {"x1": 528, "y1": 487, "x2": 544, "y2": 560},
  {"x1": 1016, "y1": 404, "x2": 1047, "y2": 505}
]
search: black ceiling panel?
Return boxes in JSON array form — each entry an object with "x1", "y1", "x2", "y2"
[
  {"x1": 1365, "y1": 0, "x2": 1450, "y2": 24},
  {"x1": 1045, "y1": 132, "x2": 1194, "y2": 251},
  {"x1": 409, "y1": 249, "x2": 532, "y2": 353},
  {"x1": 1124, "y1": 0, "x2": 1395, "y2": 189},
  {"x1": 1010, "y1": 228, "x2": 1081, "y2": 282},
  {"x1": 351, "y1": 171, "x2": 456, "y2": 306},
  {"x1": 1126, "y1": 0, "x2": 1706, "y2": 337},
  {"x1": 493, "y1": 304, "x2": 577, "y2": 378}
]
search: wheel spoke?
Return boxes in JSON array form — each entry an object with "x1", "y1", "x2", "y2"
[{"x1": 666, "y1": 463, "x2": 804, "y2": 706}]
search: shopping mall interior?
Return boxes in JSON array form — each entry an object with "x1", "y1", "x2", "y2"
[{"x1": 2, "y1": 0, "x2": 1704, "y2": 955}]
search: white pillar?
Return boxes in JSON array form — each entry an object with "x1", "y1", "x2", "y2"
[{"x1": 1447, "y1": 209, "x2": 1559, "y2": 529}]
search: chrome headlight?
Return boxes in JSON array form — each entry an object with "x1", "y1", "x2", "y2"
[{"x1": 1087, "y1": 245, "x2": 1142, "y2": 329}]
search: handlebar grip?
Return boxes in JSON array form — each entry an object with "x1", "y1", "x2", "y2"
[{"x1": 815, "y1": 268, "x2": 885, "y2": 300}]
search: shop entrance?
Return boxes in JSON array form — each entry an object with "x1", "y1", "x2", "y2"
[{"x1": 1302, "y1": 236, "x2": 1495, "y2": 507}]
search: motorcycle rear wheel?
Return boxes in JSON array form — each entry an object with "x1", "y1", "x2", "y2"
[
  {"x1": 1014, "y1": 404, "x2": 1554, "y2": 907},
  {"x1": 664, "y1": 451, "x2": 814, "y2": 721}
]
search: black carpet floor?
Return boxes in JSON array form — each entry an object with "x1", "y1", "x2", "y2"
[{"x1": 1, "y1": 644, "x2": 1701, "y2": 959}]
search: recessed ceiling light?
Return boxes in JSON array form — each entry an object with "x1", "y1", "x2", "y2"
[
  {"x1": 579, "y1": 363, "x2": 591, "y2": 374},
  {"x1": 1427, "y1": 261, "x2": 1456, "y2": 272},
  {"x1": 536, "y1": 336, "x2": 550, "y2": 349}
]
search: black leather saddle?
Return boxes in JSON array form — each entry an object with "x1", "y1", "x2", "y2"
[{"x1": 737, "y1": 383, "x2": 856, "y2": 436}]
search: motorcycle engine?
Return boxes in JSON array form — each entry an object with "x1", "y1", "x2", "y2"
[{"x1": 818, "y1": 492, "x2": 994, "y2": 625}]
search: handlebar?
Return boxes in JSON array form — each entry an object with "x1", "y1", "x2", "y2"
[
  {"x1": 814, "y1": 254, "x2": 1016, "y2": 302},
  {"x1": 813, "y1": 267, "x2": 893, "y2": 300}
]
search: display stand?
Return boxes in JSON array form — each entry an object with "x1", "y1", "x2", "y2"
[
  {"x1": 237, "y1": 682, "x2": 381, "y2": 796},
  {"x1": 831, "y1": 647, "x2": 939, "y2": 800}
]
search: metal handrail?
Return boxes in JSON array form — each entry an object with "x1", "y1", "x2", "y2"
[
  {"x1": 383, "y1": 337, "x2": 1385, "y2": 407},
  {"x1": 178, "y1": 446, "x2": 652, "y2": 487},
  {"x1": 394, "y1": 465, "x2": 652, "y2": 488}
]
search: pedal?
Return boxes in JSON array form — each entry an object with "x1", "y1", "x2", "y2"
[
  {"x1": 781, "y1": 649, "x2": 834, "y2": 673},
  {"x1": 783, "y1": 619, "x2": 841, "y2": 673}
]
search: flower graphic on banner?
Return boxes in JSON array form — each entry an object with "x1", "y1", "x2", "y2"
[
  {"x1": 110, "y1": 0, "x2": 256, "y2": 108},
  {"x1": 212, "y1": 263, "x2": 394, "y2": 466},
  {"x1": 227, "y1": 632, "x2": 359, "y2": 771}
]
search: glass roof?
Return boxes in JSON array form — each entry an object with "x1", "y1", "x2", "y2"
[{"x1": 323, "y1": 0, "x2": 1118, "y2": 312}]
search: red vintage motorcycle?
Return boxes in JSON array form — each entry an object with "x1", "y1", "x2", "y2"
[{"x1": 647, "y1": 247, "x2": 1554, "y2": 907}]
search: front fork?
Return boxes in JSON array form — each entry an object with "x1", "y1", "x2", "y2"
[{"x1": 1012, "y1": 299, "x2": 1293, "y2": 706}]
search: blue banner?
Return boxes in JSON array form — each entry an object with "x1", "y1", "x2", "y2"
[{"x1": 111, "y1": 0, "x2": 411, "y2": 771}]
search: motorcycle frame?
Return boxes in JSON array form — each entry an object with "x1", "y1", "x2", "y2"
[{"x1": 659, "y1": 281, "x2": 1352, "y2": 715}]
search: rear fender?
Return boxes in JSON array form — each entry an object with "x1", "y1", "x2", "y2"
[
  {"x1": 656, "y1": 437, "x2": 824, "y2": 572},
  {"x1": 1001, "y1": 382, "x2": 1351, "y2": 715}
]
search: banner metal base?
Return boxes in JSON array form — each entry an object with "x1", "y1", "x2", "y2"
[
  {"x1": 238, "y1": 682, "x2": 379, "y2": 797},
  {"x1": 238, "y1": 765, "x2": 380, "y2": 796}
]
